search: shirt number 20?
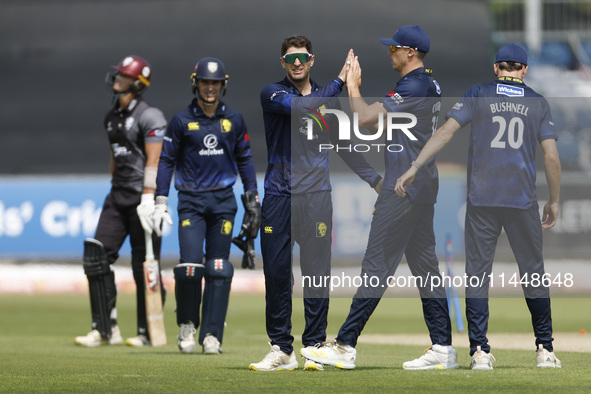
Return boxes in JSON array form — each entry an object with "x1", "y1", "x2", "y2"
[{"x1": 491, "y1": 116, "x2": 524, "y2": 149}]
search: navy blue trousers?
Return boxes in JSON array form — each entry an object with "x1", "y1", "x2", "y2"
[
  {"x1": 337, "y1": 191, "x2": 452, "y2": 348},
  {"x1": 260, "y1": 192, "x2": 332, "y2": 354},
  {"x1": 177, "y1": 188, "x2": 237, "y2": 264},
  {"x1": 175, "y1": 188, "x2": 237, "y2": 335},
  {"x1": 465, "y1": 201, "x2": 554, "y2": 354}
]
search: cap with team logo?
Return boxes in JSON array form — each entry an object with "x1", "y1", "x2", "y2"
[
  {"x1": 380, "y1": 25, "x2": 430, "y2": 53},
  {"x1": 495, "y1": 44, "x2": 528, "y2": 65}
]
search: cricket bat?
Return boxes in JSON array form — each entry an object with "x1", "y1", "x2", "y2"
[{"x1": 143, "y1": 230, "x2": 167, "y2": 346}]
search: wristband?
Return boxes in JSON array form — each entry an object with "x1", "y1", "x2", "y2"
[
  {"x1": 411, "y1": 160, "x2": 423, "y2": 170},
  {"x1": 370, "y1": 175, "x2": 383, "y2": 188},
  {"x1": 141, "y1": 193, "x2": 154, "y2": 203},
  {"x1": 155, "y1": 195, "x2": 168, "y2": 205}
]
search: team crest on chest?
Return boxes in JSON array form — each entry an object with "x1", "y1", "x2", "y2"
[{"x1": 221, "y1": 119, "x2": 232, "y2": 133}]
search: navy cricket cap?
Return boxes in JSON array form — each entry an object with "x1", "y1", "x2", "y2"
[
  {"x1": 380, "y1": 25, "x2": 430, "y2": 53},
  {"x1": 495, "y1": 44, "x2": 528, "y2": 65}
]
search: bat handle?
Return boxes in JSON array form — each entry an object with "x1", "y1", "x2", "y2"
[{"x1": 144, "y1": 230, "x2": 155, "y2": 261}]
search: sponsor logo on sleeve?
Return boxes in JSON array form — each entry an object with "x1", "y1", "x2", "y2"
[
  {"x1": 388, "y1": 91, "x2": 404, "y2": 105},
  {"x1": 433, "y1": 80, "x2": 441, "y2": 95},
  {"x1": 269, "y1": 90, "x2": 289, "y2": 101},
  {"x1": 452, "y1": 102, "x2": 463, "y2": 110},
  {"x1": 148, "y1": 128, "x2": 166, "y2": 137}
]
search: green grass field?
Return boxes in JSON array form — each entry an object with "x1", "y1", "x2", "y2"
[{"x1": 1, "y1": 293, "x2": 590, "y2": 393}]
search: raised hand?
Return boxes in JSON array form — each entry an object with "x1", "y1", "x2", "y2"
[
  {"x1": 338, "y1": 49, "x2": 355, "y2": 82},
  {"x1": 347, "y1": 56, "x2": 362, "y2": 88}
]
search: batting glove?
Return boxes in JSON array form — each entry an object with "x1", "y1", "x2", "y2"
[
  {"x1": 153, "y1": 196, "x2": 173, "y2": 237},
  {"x1": 137, "y1": 193, "x2": 156, "y2": 234}
]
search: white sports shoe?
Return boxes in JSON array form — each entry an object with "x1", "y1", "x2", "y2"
[
  {"x1": 249, "y1": 343, "x2": 298, "y2": 371},
  {"x1": 536, "y1": 344, "x2": 561, "y2": 368},
  {"x1": 471, "y1": 346, "x2": 496, "y2": 370},
  {"x1": 74, "y1": 325, "x2": 122, "y2": 347},
  {"x1": 202, "y1": 334, "x2": 221, "y2": 355},
  {"x1": 300, "y1": 341, "x2": 357, "y2": 370},
  {"x1": 403, "y1": 344, "x2": 460, "y2": 370},
  {"x1": 177, "y1": 323, "x2": 197, "y2": 354},
  {"x1": 125, "y1": 335, "x2": 151, "y2": 347},
  {"x1": 303, "y1": 358, "x2": 324, "y2": 371}
]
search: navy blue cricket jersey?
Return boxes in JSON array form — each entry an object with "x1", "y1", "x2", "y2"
[
  {"x1": 447, "y1": 76, "x2": 558, "y2": 209},
  {"x1": 156, "y1": 98, "x2": 257, "y2": 196},
  {"x1": 261, "y1": 77, "x2": 381, "y2": 196},
  {"x1": 380, "y1": 67, "x2": 442, "y2": 204}
]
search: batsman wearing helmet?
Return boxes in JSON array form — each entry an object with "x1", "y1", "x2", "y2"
[
  {"x1": 75, "y1": 55, "x2": 167, "y2": 348},
  {"x1": 153, "y1": 57, "x2": 259, "y2": 354}
]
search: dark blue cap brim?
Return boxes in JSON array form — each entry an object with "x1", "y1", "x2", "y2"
[{"x1": 380, "y1": 38, "x2": 398, "y2": 46}]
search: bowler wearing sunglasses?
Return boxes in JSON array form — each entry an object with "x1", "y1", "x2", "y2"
[{"x1": 250, "y1": 35, "x2": 382, "y2": 371}]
